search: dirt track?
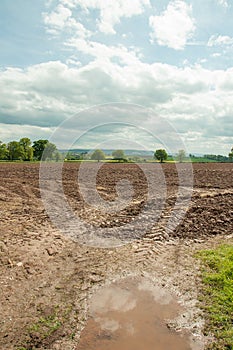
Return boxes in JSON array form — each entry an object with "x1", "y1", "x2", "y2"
[{"x1": 0, "y1": 162, "x2": 232, "y2": 349}]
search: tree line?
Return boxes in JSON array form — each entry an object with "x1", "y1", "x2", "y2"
[
  {"x1": 1, "y1": 140, "x2": 232, "y2": 163},
  {"x1": 90, "y1": 148, "x2": 233, "y2": 163},
  {"x1": 91, "y1": 148, "x2": 168, "y2": 162},
  {"x1": 154, "y1": 148, "x2": 233, "y2": 163},
  {"x1": 0, "y1": 138, "x2": 59, "y2": 161},
  {"x1": 90, "y1": 149, "x2": 186, "y2": 163},
  {"x1": 90, "y1": 149, "x2": 127, "y2": 162}
]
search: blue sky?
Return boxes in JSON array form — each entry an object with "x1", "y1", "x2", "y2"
[{"x1": 0, "y1": 0, "x2": 233, "y2": 154}]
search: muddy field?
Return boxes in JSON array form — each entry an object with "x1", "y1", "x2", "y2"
[{"x1": 0, "y1": 162, "x2": 232, "y2": 349}]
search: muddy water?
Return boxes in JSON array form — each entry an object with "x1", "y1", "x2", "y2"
[{"x1": 77, "y1": 277, "x2": 197, "y2": 350}]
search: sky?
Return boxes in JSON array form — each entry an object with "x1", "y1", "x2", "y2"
[{"x1": 0, "y1": 0, "x2": 233, "y2": 154}]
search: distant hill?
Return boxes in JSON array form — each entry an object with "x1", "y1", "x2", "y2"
[
  {"x1": 60, "y1": 149, "x2": 231, "y2": 162},
  {"x1": 60, "y1": 149, "x2": 155, "y2": 157}
]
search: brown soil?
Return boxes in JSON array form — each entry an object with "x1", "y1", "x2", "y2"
[{"x1": 0, "y1": 162, "x2": 232, "y2": 350}]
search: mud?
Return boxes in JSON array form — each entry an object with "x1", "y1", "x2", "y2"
[
  {"x1": 0, "y1": 162, "x2": 232, "y2": 349},
  {"x1": 77, "y1": 277, "x2": 200, "y2": 350}
]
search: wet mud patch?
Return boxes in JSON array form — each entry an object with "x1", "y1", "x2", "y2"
[{"x1": 77, "y1": 277, "x2": 202, "y2": 350}]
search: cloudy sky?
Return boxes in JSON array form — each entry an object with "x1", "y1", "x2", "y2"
[{"x1": 0, "y1": 0, "x2": 233, "y2": 154}]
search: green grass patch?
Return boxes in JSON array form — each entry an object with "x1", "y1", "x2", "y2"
[
  {"x1": 17, "y1": 304, "x2": 76, "y2": 350},
  {"x1": 197, "y1": 243, "x2": 233, "y2": 349},
  {"x1": 190, "y1": 157, "x2": 217, "y2": 163},
  {"x1": 29, "y1": 312, "x2": 62, "y2": 340}
]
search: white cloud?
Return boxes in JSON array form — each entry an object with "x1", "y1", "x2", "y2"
[
  {"x1": 216, "y1": 0, "x2": 229, "y2": 8},
  {"x1": 0, "y1": 60, "x2": 232, "y2": 118},
  {"x1": 149, "y1": 0, "x2": 196, "y2": 50},
  {"x1": 212, "y1": 52, "x2": 221, "y2": 57},
  {"x1": 65, "y1": 38, "x2": 142, "y2": 66},
  {"x1": 43, "y1": 4, "x2": 92, "y2": 37},
  {"x1": 44, "y1": 0, "x2": 149, "y2": 39},
  {"x1": 207, "y1": 34, "x2": 233, "y2": 47},
  {"x1": 59, "y1": 0, "x2": 151, "y2": 34},
  {"x1": 66, "y1": 58, "x2": 82, "y2": 66},
  {"x1": 215, "y1": 67, "x2": 233, "y2": 90},
  {"x1": 0, "y1": 124, "x2": 55, "y2": 143},
  {"x1": 43, "y1": 4, "x2": 72, "y2": 31},
  {"x1": 1, "y1": 57, "x2": 233, "y2": 153}
]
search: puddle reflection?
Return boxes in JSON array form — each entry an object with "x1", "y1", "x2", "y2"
[{"x1": 77, "y1": 277, "x2": 201, "y2": 350}]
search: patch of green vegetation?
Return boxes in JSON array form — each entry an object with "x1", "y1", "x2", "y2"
[
  {"x1": 23, "y1": 306, "x2": 63, "y2": 348},
  {"x1": 70, "y1": 332, "x2": 76, "y2": 340},
  {"x1": 18, "y1": 304, "x2": 76, "y2": 349},
  {"x1": 29, "y1": 312, "x2": 62, "y2": 340},
  {"x1": 190, "y1": 156, "x2": 216, "y2": 163},
  {"x1": 197, "y1": 243, "x2": 233, "y2": 349}
]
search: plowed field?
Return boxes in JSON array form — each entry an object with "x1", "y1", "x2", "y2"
[{"x1": 0, "y1": 162, "x2": 232, "y2": 349}]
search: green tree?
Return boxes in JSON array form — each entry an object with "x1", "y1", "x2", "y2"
[
  {"x1": 19, "y1": 137, "x2": 33, "y2": 161},
  {"x1": 7, "y1": 141, "x2": 24, "y2": 161},
  {"x1": 91, "y1": 149, "x2": 105, "y2": 162},
  {"x1": 176, "y1": 149, "x2": 186, "y2": 163},
  {"x1": 42, "y1": 142, "x2": 57, "y2": 160},
  {"x1": 54, "y1": 151, "x2": 63, "y2": 162},
  {"x1": 32, "y1": 140, "x2": 48, "y2": 160},
  {"x1": 32, "y1": 140, "x2": 57, "y2": 160},
  {"x1": 112, "y1": 149, "x2": 126, "y2": 160},
  {"x1": 0, "y1": 141, "x2": 8, "y2": 160},
  {"x1": 154, "y1": 149, "x2": 168, "y2": 163}
]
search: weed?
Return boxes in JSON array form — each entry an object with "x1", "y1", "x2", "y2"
[{"x1": 29, "y1": 313, "x2": 62, "y2": 339}]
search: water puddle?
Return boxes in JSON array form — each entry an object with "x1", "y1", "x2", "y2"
[{"x1": 77, "y1": 277, "x2": 199, "y2": 350}]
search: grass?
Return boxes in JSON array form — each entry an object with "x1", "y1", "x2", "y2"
[
  {"x1": 197, "y1": 243, "x2": 233, "y2": 349},
  {"x1": 16, "y1": 308, "x2": 63, "y2": 349},
  {"x1": 17, "y1": 304, "x2": 76, "y2": 350},
  {"x1": 29, "y1": 314, "x2": 62, "y2": 337},
  {"x1": 190, "y1": 157, "x2": 217, "y2": 163}
]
